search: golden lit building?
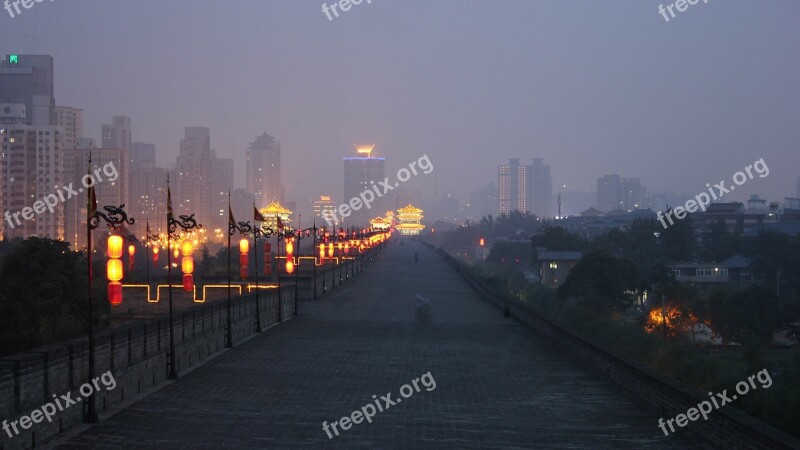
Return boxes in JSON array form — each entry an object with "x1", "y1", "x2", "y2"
[
  {"x1": 370, "y1": 216, "x2": 390, "y2": 231},
  {"x1": 396, "y1": 204, "x2": 425, "y2": 236},
  {"x1": 260, "y1": 201, "x2": 293, "y2": 230},
  {"x1": 313, "y1": 195, "x2": 337, "y2": 226}
]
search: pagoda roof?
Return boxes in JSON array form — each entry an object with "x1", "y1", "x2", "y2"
[
  {"x1": 261, "y1": 202, "x2": 293, "y2": 215},
  {"x1": 397, "y1": 204, "x2": 423, "y2": 214}
]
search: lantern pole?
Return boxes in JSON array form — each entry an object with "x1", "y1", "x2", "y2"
[
  {"x1": 277, "y1": 235, "x2": 282, "y2": 322},
  {"x1": 166, "y1": 177, "x2": 202, "y2": 377},
  {"x1": 313, "y1": 220, "x2": 317, "y2": 300},
  {"x1": 226, "y1": 206, "x2": 233, "y2": 348},
  {"x1": 86, "y1": 158, "x2": 135, "y2": 422},
  {"x1": 294, "y1": 214, "x2": 300, "y2": 316},
  {"x1": 227, "y1": 199, "x2": 256, "y2": 343},
  {"x1": 253, "y1": 205, "x2": 262, "y2": 333},
  {"x1": 85, "y1": 199, "x2": 95, "y2": 424}
]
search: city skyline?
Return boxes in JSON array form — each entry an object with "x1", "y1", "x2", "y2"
[{"x1": 0, "y1": 1, "x2": 796, "y2": 207}]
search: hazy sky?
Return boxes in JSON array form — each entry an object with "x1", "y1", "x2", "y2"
[{"x1": 1, "y1": 0, "x2": 798, "y2": 207}]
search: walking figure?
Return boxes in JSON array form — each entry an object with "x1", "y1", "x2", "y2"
[{"x1": 414, "y1": 252, "x2": 418, "y2": 263}]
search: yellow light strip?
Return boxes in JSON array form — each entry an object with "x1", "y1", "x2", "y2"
[{"x1": 122, "y1": 283, "x2": 275, "y2": 303}]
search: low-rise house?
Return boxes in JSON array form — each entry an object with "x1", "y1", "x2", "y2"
[{"x1": 536, "y1": 249, "x2": 583, "y2": 288}]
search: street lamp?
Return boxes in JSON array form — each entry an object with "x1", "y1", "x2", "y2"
[
  {"x1": 87, "y1": 199, "x2": 135, "y2": 423},
  {"x1": 165, "y1": 192, "x2": 202, "y2": 379},
  {"x1": 228, "y1": 212, "x2": 252, "y2": 345}
]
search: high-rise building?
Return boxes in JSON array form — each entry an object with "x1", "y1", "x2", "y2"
[
  {"x1": 128, "y1": 141, "x2": 162, "y2": 235},
  {"x1": 131, "y1": 142, "x2": 156, "y2": 170},
  {"x1": 128, "y1": 142, "x2": 168, "y2": 237},
  {"x1": 62, "y1": 142, "x2": 129, "y2": 248},
  {"x1": 313, "y1": 195, "x2": 337, "y2": 226},
  {"x1": 246, "y1": 133, "x2": 283, "y2": 207},
  {"x1": 498, "y1": 158, "x2": 527, "y2": 215},
  {"x1": 101, "y1": 116, "x2": 131, "y2": 152},
  {"x1": 466, "y1": 182, "x2": 498, "y2": 221},
  {"x1": 528, "y1": 158, "x2": 553, "y2": 219},
  {"x1": 54, "y1": 106, "x2": 83, "y2": 150},
  {"x1": 128, "y1": 164, "x2": 168, "y2": 236},
  {"x1": 210, "y1": 152, "x2": 234, "y2": 231},
  {"x1": 597, "y1": 174, "x2": 644, "y2": 212},
  {"x1": 176, "y1": 127, "x2": 212, "y2": 226},
  {"x1": 797, "y1": 176, "x2": 800, "y2": 199},
  {"x1": 0, "y1": 54, "x2": 55, "y2": 126},
  {"x1": 343, "y1": 144, "x2": 385, "y2": 226},
  {"x1": 1, "y1": 103, "x2": 64, "y2": 239},
  {"x1": 596, "y1": 174, "x2": 620, "y2": 212}
]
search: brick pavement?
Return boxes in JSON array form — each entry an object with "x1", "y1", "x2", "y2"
[{"x1": 53, "y1": 239, "x2": 705, "y2": 449}]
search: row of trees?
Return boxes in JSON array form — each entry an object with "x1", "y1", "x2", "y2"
[
  {"x1": 0, "y1": 238, "x2": 98, "y2": 356},
  {"x1": 433, "y1": 212, "x2": 800, "y2": 346},
  {"x1": 0, "y1": 235, "x2": 285, "y2": 357}
]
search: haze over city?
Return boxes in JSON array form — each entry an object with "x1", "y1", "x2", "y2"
[
  {"x1": 1, "y1": 0, "x2": 798, "y2": 211},
  {"x1": 1, "y1": 2, "x2": 800, "y2": 449}
]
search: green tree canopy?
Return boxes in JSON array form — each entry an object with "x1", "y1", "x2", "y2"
[{"x1": 0, "y1": 238, "x2": 93, "y2": 356}]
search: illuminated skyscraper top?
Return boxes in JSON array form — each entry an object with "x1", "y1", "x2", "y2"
[{"x1": 343, "y1": 144, "x2": 385, "y2": 226}]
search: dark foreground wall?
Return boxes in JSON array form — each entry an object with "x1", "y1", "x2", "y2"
[
  {"x1": 0, "y1": 287, "x2": 295, "y2": 450},
  {"x1": 430, "y1": 244, "x2": 800, "y2": 450}
]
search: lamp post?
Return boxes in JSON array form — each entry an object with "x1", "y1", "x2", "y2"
[
  {"x1": 143, "y1": 220, "x2": 160, "y2": 288},
  {"x1": 259, "y1": 223, "x2": 295, "y2": 322},
  {"x1": 166, "y1": 206, "x2": 202, "y2": 379},
  {"x1": 87, "y1": 202, "x2": 134, "y2": 423},
  {"x1": 229, "y1": 214, "x2": 268, "y2": 335},
  {"x1": 290, "y1": 223, "x2": 320, "y2": 315},
  {"x1": 227, "y1": 217, "x2": 248, "y2": 347}
]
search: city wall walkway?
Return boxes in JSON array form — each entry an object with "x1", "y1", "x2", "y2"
[{"x1": 54, "y1": 240, "x2": 701, "y2": 449}]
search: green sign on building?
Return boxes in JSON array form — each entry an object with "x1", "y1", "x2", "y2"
[{"x1": 9, "y1": 54, "x2": 18, "y2": 64}]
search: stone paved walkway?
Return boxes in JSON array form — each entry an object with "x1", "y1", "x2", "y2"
[{"x1": 55, "y1": 239, "x2": 705, "y2": 449}]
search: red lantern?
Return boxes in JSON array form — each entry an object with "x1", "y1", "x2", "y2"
[
  {"x1": 107, "y1": 235, "x2": 124, "y2": 305},
  {"x1": 128, "y1": 244, "x2": 136, "y2": 271},
  {"x1": 182, "y1": 273, "x2": 194, "y2": 291},
  {"x1": 108, "y1": 282, "x2": 123, "y2": 305},
  {"x1": 239, "y1": 238, "x2": 249, "y2": 280},
  {"x1": 152, "y1": 246, "x2": 160, "y2": 267},
  {"x1": 285, "y1": 259, "x2": 294, "y2": 274}
]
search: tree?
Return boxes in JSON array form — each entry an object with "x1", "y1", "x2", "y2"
[
  {"x1": 700, "y1": 218, "x2": 740, "y2": 262},
  {"x1": 558, "y1": 251, "x2": 638, "y2": 315},
  {"x1": 486, "y1": 241, "x2": 532, "y2": 265},
  {"x1": 706, "y1": 285, "x2": 782, "y2": 347},
  {"x1": 659, "y1": 209, "x2": 695, "y2": 262},
  {"x1": 531, "y1": 225, "x2": 587, "y2": 252},
  {"x1": 744, "y1": 230, "x2": 799, "y2": 299},
  {"x1": 0, "y1": 238, "x2": 94, "y2": 356}
]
